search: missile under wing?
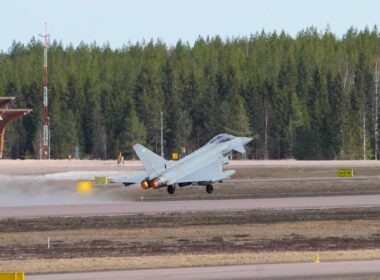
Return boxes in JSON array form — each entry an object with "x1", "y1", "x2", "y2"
[{"x1": 113, "y1": 133, "x2": 252, "y2": 194}]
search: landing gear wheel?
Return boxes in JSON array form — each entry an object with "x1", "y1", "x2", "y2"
[
  {"x1": 167, "y1": 185, "x2": 175, "y2": 194},
  {"x1": 206, "y1": 184, "x2": 214, "y2": 194}
]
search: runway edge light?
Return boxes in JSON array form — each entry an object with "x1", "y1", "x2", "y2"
[
  {"x1": 76, "y1": 180, "x2": 93, "y2": 196},
  {"x1": 314, "y1": 251, "x2": 321, "y2": 263}
]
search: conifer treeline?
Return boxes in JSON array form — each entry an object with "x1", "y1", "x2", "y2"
[{"x1": 2, "y1": 27, "x2": 380, "y2": 159}]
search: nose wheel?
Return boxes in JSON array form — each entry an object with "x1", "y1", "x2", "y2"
[
  {"x1": 206, "y1": 184, "x2": 213, "y2": 194},
  {"x1": 167, "y1": 185, "x2": 175, "y2": 194}
]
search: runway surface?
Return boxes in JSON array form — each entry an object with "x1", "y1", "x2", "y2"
[
  {"x1": 250, "y1": 175, "x2": 379, "y2": 182},
  {"x1": 1, "y1": 194, "x2": 380, "y2": 218},
  {"x1": 27, "y1": 260, "x2": 380, "y2": 279}
]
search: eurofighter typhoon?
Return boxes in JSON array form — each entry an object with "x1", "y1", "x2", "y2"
[{"x1": 114, "y1": 134, "x2": 252, "y2": 194}]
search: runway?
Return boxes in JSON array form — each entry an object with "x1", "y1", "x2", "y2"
[
  {"x1": 27, "y1": 260, "x2": 380, "y2": 279},
  {"x1": 1, "y1": 194, "x2": 380, "y2": 218},
  {"x1": 250, "y1": 175, "x2": 379, "y2": 182}
]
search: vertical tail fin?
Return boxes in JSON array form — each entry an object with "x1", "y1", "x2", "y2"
[{"x1": 133, "y1": 144, "x2": 167, "y2": 177}]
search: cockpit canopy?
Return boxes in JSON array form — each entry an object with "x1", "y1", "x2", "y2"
[{"x1": 208, "y1": 134, "x2": 235, "y2": 144}]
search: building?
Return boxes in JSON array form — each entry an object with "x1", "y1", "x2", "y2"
[{"x1": 0, "y1": 97, "x2": 32, "y2": 159}]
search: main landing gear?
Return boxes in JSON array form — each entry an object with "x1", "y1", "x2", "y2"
[
  {"x1": 167, "y1": 184, "x2": 213, "y2": 194},
  {"x1": 206, "y1": 184, "x2": 213, "y2": 194},
  {"x1": 167, "y1": 185, "x2": 175, "y2": 194}
]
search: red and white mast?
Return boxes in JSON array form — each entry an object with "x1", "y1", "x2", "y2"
[{"x1": 39, "y1": 23, "x2": 50, "y2": 159}]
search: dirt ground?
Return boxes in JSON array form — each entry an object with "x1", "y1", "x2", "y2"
[
  {"x1": 1, "y1": 250, "x2": 380, "y2": 274},
  {"x1": 2, "y1": 220, "x2": 380, "y2": 260},
  {"x1": 1, "y1": 208, "x2": 380, "y2": 262}
]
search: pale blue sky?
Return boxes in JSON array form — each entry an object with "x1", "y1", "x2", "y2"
[{"x1": 1, "y1": 0, "x2": 379, "y2": 51}]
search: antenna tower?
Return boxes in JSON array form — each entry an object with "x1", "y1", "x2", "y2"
[{"x1": 39, "y1": 23, "x2": 50, "y2": 159}]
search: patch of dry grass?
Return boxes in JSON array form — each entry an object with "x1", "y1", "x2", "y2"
[
  {"x1": 1, "y1": 220, "x2": 379, "y2": 246},
  {"x1": 1, "y1": 250, "x2": 380, "y2": 274}
]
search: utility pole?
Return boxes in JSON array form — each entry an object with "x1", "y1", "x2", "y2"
[
  {"x1": 363, "y1": 107, "x2": 366, "y2": 160},
  {"x1": 39, "y1": 23, "x2": 50, "y2": 159},
  {"x1": 374, "y1": 60, "x2": 380, "y2": 160},
  {"x1": 264, "y1": 101, "x2": 269, "y2": 160},
  {"x1": 160, "y1": 112, "x2": 164, "y2": 158}
]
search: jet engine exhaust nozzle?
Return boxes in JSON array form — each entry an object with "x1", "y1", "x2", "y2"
[
  {"x1": 149, "y1": 179, "x2": 158, "y2": 189},
  {"x1": 141, "y1": 180, "x2": 150, "y2": 189},
  {"x1": 149, "y1": 177, "x2": 167, "y2": 189}
]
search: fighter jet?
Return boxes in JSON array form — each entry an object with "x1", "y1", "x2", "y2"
[{"x1": 113, "y1": 134, "x2": 252, "y2": 194}]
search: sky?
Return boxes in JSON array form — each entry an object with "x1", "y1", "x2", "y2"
[{"x1": 1, "y1": 0, "x2": 380, "y2": 51}]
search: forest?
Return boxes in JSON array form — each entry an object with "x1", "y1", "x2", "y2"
[{"x1": 1, "y1": 26, "x2": 380, "y2": 160}]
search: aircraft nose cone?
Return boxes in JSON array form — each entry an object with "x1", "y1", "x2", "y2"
[{"x1": 240, "y1": 137, "x2": 253, "y2": 145}]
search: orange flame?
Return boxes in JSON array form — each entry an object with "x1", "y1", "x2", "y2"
[
  {"x1": 149, "y1": 180, "x2": 159, "y2": 189},
  {"x1": 141, "y1": 180, "x2": 149, "y2": 189}
]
